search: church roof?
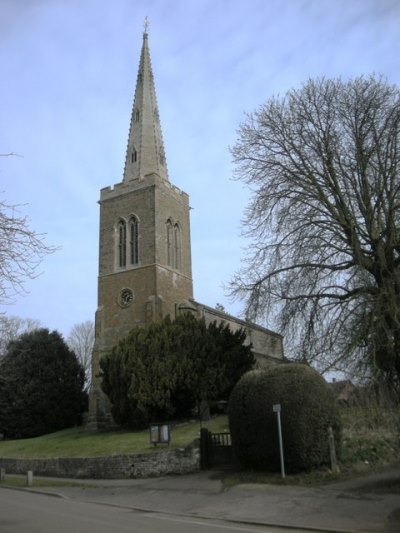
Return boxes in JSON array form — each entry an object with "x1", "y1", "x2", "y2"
[{"x1": 123, "y1": 25, "x2": 169, "y2": 182}]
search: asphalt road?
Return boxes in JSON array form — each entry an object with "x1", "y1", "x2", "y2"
[{"x1": 0, "y1": 488, "x2": 314, "y2": 533}]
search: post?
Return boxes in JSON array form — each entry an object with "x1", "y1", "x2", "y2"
[
  {"x1": 0, "y1": 468, "x2": 5, "y2": 482},
  {"x1": 328, "y1": 426, "x2": 339, "y2": 473},
  {"x1": 273, "y1": 404, "x2": 285, "y2": 479},
  {"x1": 200, "y1": 427, "x2": 210, "y2": 470},
  {"x1": 26, "y1": 470, "x2": 33, "y2": 486}
]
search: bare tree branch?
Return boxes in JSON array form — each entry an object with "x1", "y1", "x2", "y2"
[
  {"x1": 0, "y1": 196, "x2": 58, "y2": 303},
  {"x1": 0, "y1": 315, "x2": 41, "y2": 357},
  {"x1": 67, "y1": 320, "x2": 94, "y2": 390},
  {"x1": 231, "y1": 75, "x2": 400, "y2": 390},
  {"x1": 0, "y1": 153, "x2": 23, "y2": 158}
]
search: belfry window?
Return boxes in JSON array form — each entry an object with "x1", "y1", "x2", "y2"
[
  {"x1": 129, "y1": 216, "x2": 139, "y2": 265},
  {"x1": 135, "y1": 109, "x2": 140, "y2": 122},
  {"x1": 166, "y1": 219, "x2": 182, "y2": 271},
  {"x1": 118, "y1": 219, "x2": 127, "y2": 267},
  {"x1": 131, "y1": 149, "x2": 137, "y2": 163}
]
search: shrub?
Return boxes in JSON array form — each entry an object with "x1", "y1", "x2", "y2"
[{"x1": 228, "y1": 364, "x2": 341, "y2": 473}]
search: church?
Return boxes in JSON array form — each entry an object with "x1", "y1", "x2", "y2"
[{"x1": 88, "y1": 27, "x2": 284, "y2": 429}]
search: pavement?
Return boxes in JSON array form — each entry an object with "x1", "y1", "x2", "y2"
[{"x1": 2, "y1": 467, "x2": 400, "y2": 532}]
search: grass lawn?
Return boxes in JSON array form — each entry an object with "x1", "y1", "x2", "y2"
[{"x1": 0, "y1": 416, "x2": 229, "y2": 458}]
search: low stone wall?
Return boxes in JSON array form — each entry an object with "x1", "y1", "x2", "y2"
[{"x1": 0, "y1": 440, "x2": 200, "y2": 479}]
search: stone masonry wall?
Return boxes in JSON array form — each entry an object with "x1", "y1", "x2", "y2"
[
  {"x1": 0, "y1": 441, "x2": 200, "y2": 479},
  {"x1": 189, "y1": 301, "x2": 284, "y2": 362}
]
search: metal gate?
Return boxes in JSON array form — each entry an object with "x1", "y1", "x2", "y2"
[{"x1": 200, "y1": 428, "x2": 235, "y2": 469}]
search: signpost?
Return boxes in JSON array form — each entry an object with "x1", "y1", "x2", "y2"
[
  {"x1": 328, "y1": 426, "x2": 339, "y2": 473},
  {"x1": 273, "y1": 404, "x2": 285, "y2": 479}
]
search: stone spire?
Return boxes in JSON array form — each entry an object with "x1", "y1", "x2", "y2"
[{"x1": 123, "y1": 24, "x2": 169, "y2": 182}]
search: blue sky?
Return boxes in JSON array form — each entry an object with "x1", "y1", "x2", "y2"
[{"x1": 1, "y1": 0, "x2": 399, "y2": 339}]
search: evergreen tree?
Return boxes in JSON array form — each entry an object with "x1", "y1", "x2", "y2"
[
  {"x1": 100, "y1": 314, "x2": 254, "y2": 428},
  {"x1": 0, "y1": 328, "x2": 87, "y2": 439}
]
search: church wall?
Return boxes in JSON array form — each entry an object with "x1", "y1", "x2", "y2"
[
  {"x1": 154, "y1": 180, "x2": 193, "y2": 281},
  {"x1": 156, "y1": 265, "x2": 193, "y2": 318},
  {"x1": 191, "y1": 301, "x2": 284, "y2": 363},
  {"x1": 97, "y1": 265, "x2": 193, "y2": 351},
  {"x1": 97, "y1": 267, "x2": 156, "y2": 345},
  {"x1": 99, "y1": 183, "x2": 156, "y2": 275},
  {"x1": 95, "y1": 175, "x2": 194, "y2": 353}
]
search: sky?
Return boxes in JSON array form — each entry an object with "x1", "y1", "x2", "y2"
[{"x1": 0, "y1": 0, "x2": 399, "y2": 341}]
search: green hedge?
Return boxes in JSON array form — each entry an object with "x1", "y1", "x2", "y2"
[{"x1": 228, "y1": 364, "x2": 341, "y2": 473}]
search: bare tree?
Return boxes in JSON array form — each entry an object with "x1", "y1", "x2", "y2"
[
  {"x1": 0, "y1": 196, "x2": 57, "y2": 303},
  {"x1": 0, "y1": 315, "x2": 41, "y2": 357},
  {"x1": 67, "y1": 320, "x2": 94, "y2": 390},
  {"x1": 231, "y1": 76, "x2": 400, "y2": 389}
]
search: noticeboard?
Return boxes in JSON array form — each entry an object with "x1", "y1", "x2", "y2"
[{"x1": 149, "y1": 424, "x2": 170, "y2": 445}]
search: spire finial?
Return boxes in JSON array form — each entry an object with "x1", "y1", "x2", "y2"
[{"x1": 143, "y1": 17, "x2": 149, "y2": 35}]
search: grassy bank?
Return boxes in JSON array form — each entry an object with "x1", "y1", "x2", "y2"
[
  {"x1": 339, "y1": 405, "x2": 399, "y2": 474},
  {"x1": 0, "y1": 416, "x2": 229, "y2": 458}
]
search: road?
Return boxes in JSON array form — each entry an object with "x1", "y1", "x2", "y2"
[{"x1": 0, "y1": 487, "x2": 313, "y2": 533}]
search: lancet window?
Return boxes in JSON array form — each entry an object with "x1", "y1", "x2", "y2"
[
  {"x1": 166, "y1": 219, "x2": 173, "y2": 267},
  {"x1": 174, "y1": 223, "x2": 181, "y2": 270},
  {"x1": 166, "y1": 219, "x2": 182, "y2": 270},
  {"x1": 129, "y1": 215, "x2": 139, "y2": 265},
  {"x1": 118, "y1": 219, "x2": 127, "y2": 268},
  {"x1": 117, "y1": 215, "x2": 140, "y2": 269}
]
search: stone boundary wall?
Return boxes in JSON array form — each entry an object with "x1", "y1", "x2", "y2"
[{"x1": 0, "y1": 441, "x2": 200, "y2": 479}]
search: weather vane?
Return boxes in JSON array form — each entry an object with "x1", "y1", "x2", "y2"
[{"x1": 143, "y1": 16, "x2": 150, "y2": 34}]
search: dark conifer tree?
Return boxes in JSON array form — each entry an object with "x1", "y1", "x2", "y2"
[
  {"x1": 0, "y1": 328, "x2": 87, "y2": 439},
  {"x1": 100, "y1": 314, "x2": 255, "y2": 428}
]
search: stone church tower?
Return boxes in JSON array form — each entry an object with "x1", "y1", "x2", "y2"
[
  {"x1": 88, "y1": 29, "x2": 193, "y2": 429},
  {"x1": 88, "y1": 27, "x2": 284, "y2": 429}
]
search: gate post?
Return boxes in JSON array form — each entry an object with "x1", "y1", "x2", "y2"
[{"x1": 200, "y1": 427, "x2": 210, "y2": 470}]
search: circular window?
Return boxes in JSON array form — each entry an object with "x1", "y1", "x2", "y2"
[{"x1": 120, "y1": 288, "x2": 134, "y2": 307}]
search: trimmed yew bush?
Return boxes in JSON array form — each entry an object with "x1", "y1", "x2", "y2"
[{"x1": 228, "y1": 364, "x2": 341, "y2": 473}]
